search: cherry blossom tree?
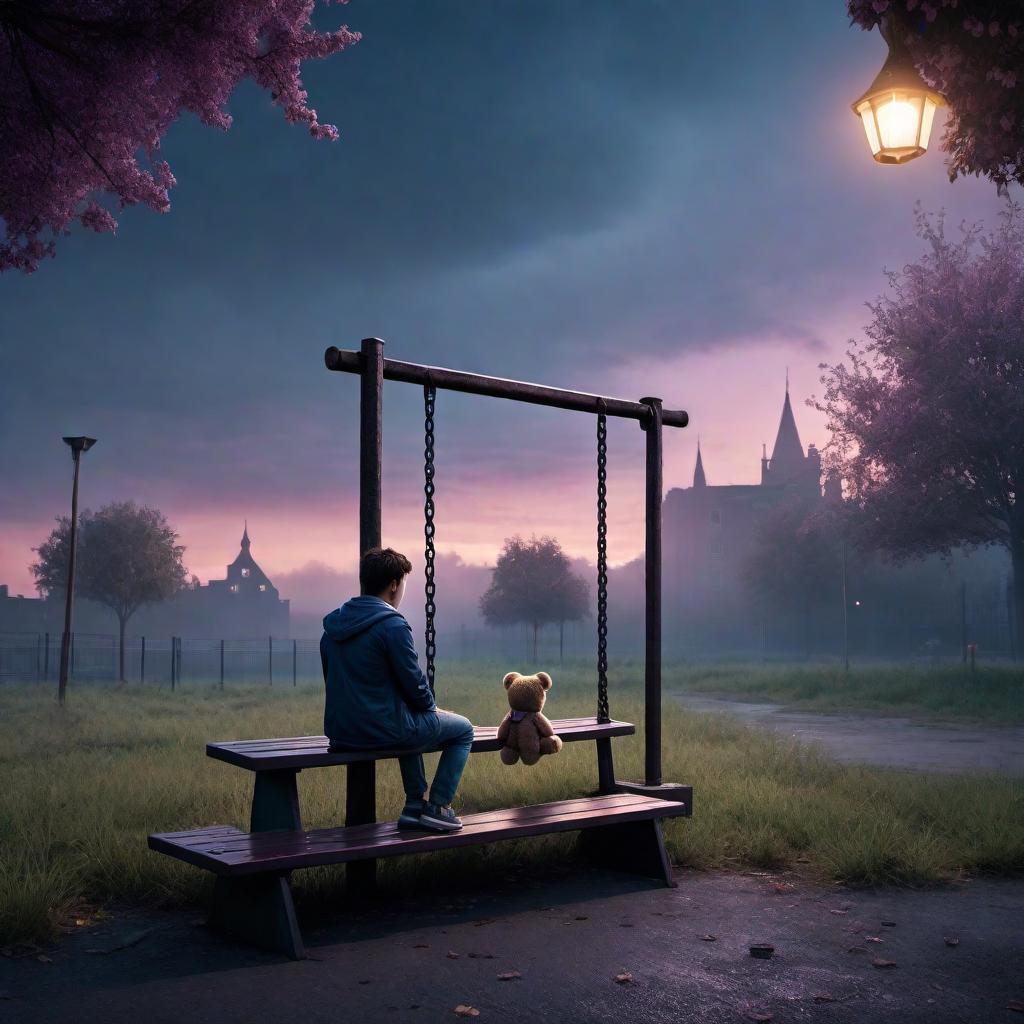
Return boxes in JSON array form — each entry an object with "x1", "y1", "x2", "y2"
[
  {"x1": 848, "y1": 1, "x2": 1024, "y2": 190},
  {"x1": 815, "y1": 201, "x2": 1024, "y2": 644},
  {"x1": 0, "y1": 1, "x2": 360, "y2": 273}
]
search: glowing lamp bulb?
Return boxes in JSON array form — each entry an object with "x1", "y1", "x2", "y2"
[{"x1": 851, "y1": 20, "x2": 944, "y2": 166}]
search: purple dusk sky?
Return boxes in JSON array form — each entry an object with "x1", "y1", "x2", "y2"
[{"x1": 0, "y1": 0, "x2": 1009, "y2": 613}]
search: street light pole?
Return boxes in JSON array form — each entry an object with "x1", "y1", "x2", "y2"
[{"x1": 57, "y1": 436, "x2": 96, "y2": 706}]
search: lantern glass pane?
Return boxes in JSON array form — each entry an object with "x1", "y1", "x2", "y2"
[
  {"x1": 857, "y1": 101, "x2": 881, "y2": 155},
  {"x1": 875, "y1": 92, "x2": 923, "y2": 152},
  {"x1": 920, "y1": 96, "x2": 937, "y2": 150}
]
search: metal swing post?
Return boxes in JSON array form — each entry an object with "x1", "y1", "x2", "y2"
[
  {"x1": 613, "y1": 397, "x2": 690, "y2": 805},
  {"x1": 347, "y1": 337, "x2": 384, "y2": 897}
]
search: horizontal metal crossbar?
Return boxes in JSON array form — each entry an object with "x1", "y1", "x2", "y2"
[
  {"x1": 324, "y1": 345, "x2": 688, "y2": 428},
  {"x1": 148, "y1": 792, "x2": 692, "y2": 876},
  {"x1": 207, "y1": 717, "x2": 636, "y2": 772}
]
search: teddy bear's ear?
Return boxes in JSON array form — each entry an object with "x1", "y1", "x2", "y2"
[
  {"x1": 503, "y1": 672, "x2": 520, "y2": 690},
  {"x1": 536, "y1": 671, "x2": 552, "y2": 690}
]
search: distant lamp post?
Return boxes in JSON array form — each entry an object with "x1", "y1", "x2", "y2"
[
  {"x1": 57, "y1": 436, "x2": 96, "y2": 706},
  {"x1": 851, "y1": 16, "x2": 944, "y2": 166}
]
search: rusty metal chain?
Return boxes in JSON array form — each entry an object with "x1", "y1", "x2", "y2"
[
  {"x1": 424, "y1": 381, "x2": 437, "y2": 693},
  {"x1": 596, "y1": 399, "x2": 609, "y2": 723}
]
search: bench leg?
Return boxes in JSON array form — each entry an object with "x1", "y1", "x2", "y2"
[
  {"x1": 345, "y1": 761, "x2": 377, "y2": 897},
  {"x1": 595, "y1": 737, "x2": 617, "y2": 795},
  {"x1": 209, "y1": 873, "x2": 305, "y2": 960},
  {"x1": 576, "y1": 818, "x2": 677, "y2": 888},
  {"x1": 251, "y1": 770, "x2": 302, "y2": 832}
]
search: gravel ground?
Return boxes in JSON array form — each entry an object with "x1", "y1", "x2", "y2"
[{"x1": 2, "y1": 859, "x2": 1021, "y2": 1024}]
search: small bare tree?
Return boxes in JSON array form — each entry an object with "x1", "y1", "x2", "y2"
[{"x1": 32, "y1": 501, "x2": 189, "y2": 682}]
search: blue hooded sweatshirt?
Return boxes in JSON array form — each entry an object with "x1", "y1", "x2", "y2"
[{"x1": 320, "y1": 595, "x2": 437, "y2": 748}]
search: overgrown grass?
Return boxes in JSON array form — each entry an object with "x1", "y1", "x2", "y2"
[
  {"x1": 1, "y1": 659, "x2": 1021, "y2": 946},
  {"x1": 667, "y1": 661, "x2": 1024, "y2": 723}
]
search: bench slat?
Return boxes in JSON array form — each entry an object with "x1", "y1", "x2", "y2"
[
  {"x1": 207, "y1": 717, "x2": 635, "y2": 771},
  {"x1": 149, "y1": 792, "x2": 691, "y2": 876}
]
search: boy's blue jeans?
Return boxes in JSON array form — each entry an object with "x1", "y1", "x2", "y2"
[{"x1": 397, "y1": 709, "x2": 475, "y2": 807}]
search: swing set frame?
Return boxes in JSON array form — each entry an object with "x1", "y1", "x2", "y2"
[{"x1": 326, "y1": 338, "x2": 691, "y2": 890}]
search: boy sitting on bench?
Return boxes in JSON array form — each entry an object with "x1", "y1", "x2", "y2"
[{"x1": 321, "y1": 547, "x2": 475, "y2": 833}]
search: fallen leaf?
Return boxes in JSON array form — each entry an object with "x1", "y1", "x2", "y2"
[
  {"x1": 447, "y1": 951, "x2": 461, "y2": 959},
  {"x1": 830, "y1": 909, "x2": 849, "y2": 916},
  {"x1": 847, "y1": 946, "x2": 868, "y2": 954},
  {"x1": 881, "y1": 920, "x2": 897, "y2": 928},
  {"x1": 771, "y1": 882, "x2": 794, "y2": 893},
  {"x1": 812, "y1": 994, "x2": 836, "y2": 1003},
  {"x1": 454, "y1": 1005, "x2": 480, "y2": 1018},
  {"x1": 1006, "y1": 1000, "x2": 1024, "y2": 1013},
  {"x1": 795, "y1": 855, "x2": 810, "y2": 863},
  {"x1": 413, "y1": 943, "x2": 429, "y2": 948},
  {"x1": 700, "y1": 934, "x2": 717, "y2": 942},
  {"x1": 358, "y1": 979, "x2": 371, "y2": 985},
  {"x1": 497, "y1": 971, "x2": 521, "y2": 981},
  {"x1": 944, "y1": 937, "x2": 959, "y2": 947},
  {"x1": 872, "y1": 958, "x2": 898, "y2": 969},
  {"x1": 35, "y1": 955, "x2": 52, "y2": 964},
  {"x1": 614, "y1": 972, "x2": 633, "y2": 984},
  {"x1": 865, "y1": 936, "x2": 884, "y2": 943},
  {"x1": 575, "y1": 915, "x2": 588, "y2": 921},
  {"x1": 747, "y1": 1014, "x2": 773, "y2": 1023},
  {"x1": 467, "y1": 953, "x2": 495, "y2": 959},
  {"x1": 619, "y1": 922, "x2": 634, "y2": 928}
]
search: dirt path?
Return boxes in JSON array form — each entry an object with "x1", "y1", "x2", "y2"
[
  {"x1": 1, "y1": 863, "x2": 1021, "y2": 1024},
  {"x1": 672, "y1": 694, "x2": 1024, "y2": 775}
]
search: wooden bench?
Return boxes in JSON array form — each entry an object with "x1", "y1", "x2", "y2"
[{"x1": 148, "y1": 717, "x2": 693, "y2": 958}]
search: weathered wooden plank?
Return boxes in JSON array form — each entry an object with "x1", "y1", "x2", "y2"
[
  {"x1": 148, "y1": 793, "x2": 689, "y2": 876},
  {"x1": 207, "y1": 718, "x2": 635, "y2": 772}
]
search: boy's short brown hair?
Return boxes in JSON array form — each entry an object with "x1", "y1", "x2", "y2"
[{"x1": 359, "y1": 547, "x2": 413, "y2": 596}]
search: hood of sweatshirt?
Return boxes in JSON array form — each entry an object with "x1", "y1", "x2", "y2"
[{"x1": 322, "y1": 595, "x2": 402, "y2": 643}]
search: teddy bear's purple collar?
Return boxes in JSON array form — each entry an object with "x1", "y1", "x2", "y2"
[{"x1": 509, "y1": 710, "x2": 530, "y2": 722}]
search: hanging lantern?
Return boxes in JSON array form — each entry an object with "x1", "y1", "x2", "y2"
[{"x1": 851, "y1": 17, "x2": 944, "y2": 165}]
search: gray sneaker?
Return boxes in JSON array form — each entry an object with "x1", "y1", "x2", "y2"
[{"x1": 419, "y1": 801, "x2": 464, "y2": 832}]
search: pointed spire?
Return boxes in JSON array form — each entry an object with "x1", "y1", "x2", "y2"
[
  {"x1": 241, "y1": 520, "x2": 251, "y2": 552},
  {"x1": 693, "y1": 437, "x2": 707, "y2": 488},
  {"x1": 768, "y1": 380, "x2": 805, "y2": 482}
]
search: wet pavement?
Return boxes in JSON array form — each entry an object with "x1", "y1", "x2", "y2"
[
  {"x1": 672, "y1": 695, "x2": 1024, "y2": 776},
  {"x1": 1, "y1": 861, "x2": 1022, "y2": 1023}
]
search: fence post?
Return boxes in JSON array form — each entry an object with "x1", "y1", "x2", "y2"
[
  {"x1": 43, "y1": 631, "x2": 49, "y2": 682},
  {"x1": 141, "y1": 636, "x2": 146, "y2": 684},
  {"x1": 220, "y1": 639, "x2": 225, "y2": 690},
  {"x1": 292, "y1": 639, "x2": 297, "y2": 687},
  {"x1": 269, "y1": 635, "x2": 273, "y2": 686},
  {"x1": 961, "y1": 581, "x2": 968, "y2": 664},
  {"x1": 170, "y1": 636, "x2": 176, "y2": 691},
  {"x1": 177, "y1": 636, "x2": 182, "y2": 687},
  {"x1": 36, "y1": 633, "x2": 42, "y2": 682}
]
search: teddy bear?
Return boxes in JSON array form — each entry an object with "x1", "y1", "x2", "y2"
[{"x1": 496, "y1": 671, "x2": 563, "y2": 766}]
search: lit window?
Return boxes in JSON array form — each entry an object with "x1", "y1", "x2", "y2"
[
  {"x1": 241, "y1": 568, "x2": 250, "y2": 578},
  {"x1": 259, "y1": 584, "x2": 267, "y2": 592},
  {"x1": 229, "y1": 584, "x2": 239, "y2": 593}
]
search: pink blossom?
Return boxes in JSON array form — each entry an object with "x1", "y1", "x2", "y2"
[{"x1": 0, "y1": 2, "x2": 360, "y2": 273}]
